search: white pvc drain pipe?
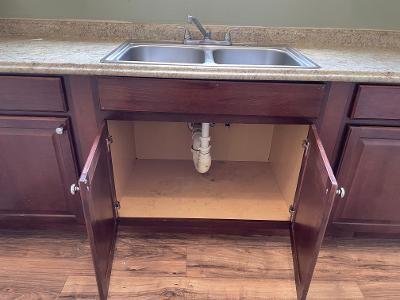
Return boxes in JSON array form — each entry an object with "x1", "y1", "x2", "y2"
[{"x1": 191, "y1": 123, "x2": 211, "y2": 173}]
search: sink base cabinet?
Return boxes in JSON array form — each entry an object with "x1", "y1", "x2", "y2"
[
  {"x1": 0, "y1": 116, "x2": 81, "y2": 222},
  {"x1": 78, "y1": 120, "x2": 338, "y2": 300},
  {"x1": 2, "y1": 74, "x2": 400, "y2": 298}
]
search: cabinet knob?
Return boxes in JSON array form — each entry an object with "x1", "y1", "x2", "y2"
[
  {"x1": 55, "y1": 127, "x2": 64, "y2": 135},
  {"x1": 336, "y1": 187, "x2": 346, "y2": 198},
  {"x1": 70, "y1": 183, "x2": 80, "y2": 195}
]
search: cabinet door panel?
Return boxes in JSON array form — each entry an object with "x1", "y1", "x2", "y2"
[
  {"x1": 291, "y1": 125, "x2": 338, "y2": 300},
  {"x1": 79, "y1": 123, "x2": 117, "y2": 300},
  {"x1": 0, "y1": 116, "x2": 79, "y2": 219},
  {"x1": 334, "y1": 126, "x2": 400, "y2": 224}
]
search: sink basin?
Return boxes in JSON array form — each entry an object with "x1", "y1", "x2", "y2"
[
  {"x1": 106, "y1": 45, "x2": 205, "y2": 64},
  {"x1": 213, "y1": 48, "x2": 302, "y2": 66},
  {"x1": 102, "y1": 42, "x2": 319, "y2": 68}
]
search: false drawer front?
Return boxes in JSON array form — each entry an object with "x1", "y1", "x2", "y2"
[
  {"x1": 352, "y1": 85, "x2": 400, "y2": 120},
  {"x1": 0, "y1": 76, "x2": 66, "y2": 112},
  {"x1": 97, "y1": 77, "x2": 326, "y2": 118}
]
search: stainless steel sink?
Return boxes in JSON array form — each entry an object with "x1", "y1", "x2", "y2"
[
  {"x1": 110, "y1": 45, "x2": 206, "y2": 64},
  {"x1": 102, "y1": 42, "x2": 319, "y2": 68},
  {"x1": 213, "y1": 48, "x2": 302, "y2": 66}
]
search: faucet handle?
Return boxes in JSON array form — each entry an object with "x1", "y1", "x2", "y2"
[
  {"x1": 224, "y1": 27, "x2": 241, "y2": 43},
  {"x1": 184, "y1": 28, "x2": 192, "y2": 40},
  {"x1": 178, "y1": 26, "x2": 192, "y2": 42}
]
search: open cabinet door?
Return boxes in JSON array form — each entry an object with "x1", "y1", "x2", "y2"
[
  {"x1": 291, "y1": 125, "x2": 338, "y2": 300},
  {"x1": 79, "y1": 122, "x2": 118, "y2": 300}
]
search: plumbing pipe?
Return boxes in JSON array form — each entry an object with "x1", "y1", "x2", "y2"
[{"x1": 191, "y1": 123, "x2": 211, "y2": 173}]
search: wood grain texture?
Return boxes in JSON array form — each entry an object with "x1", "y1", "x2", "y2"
[
  {"x1": 313, "y1": 238, "x2": 400, "y2": 282},
  {"x1": 119, "y1": 218, "x2": 290, "y2": 236},
  {"x1": 291, "y1": 125, "x2": 338, "y2": 300},
  {"x1": 352, "y1": 85, "x2": 400, "y2": 120},
  {"x1": 65, "y1": 75, "x2": 104, "y2": 169},
  {"x1": 0, "y1": 116, "x2": 81, "y2": 221},
  {"x1": 1, "y1": 227, "x2": 400, "y2": 299},
  {"x1": 358, "y1": 281, "x2": 400, "y2": 299},
  {"x1": 186, "y1": 236, "x2": 294, "y2": 279},
  {"x1": 97, "y1": 77, "x2": 326, "y2": 118},
  {"x1": 111, "y1": 229, "x2": 187, "y2": 277},
  {"x1": 333, "y1": 126, "x2": 400, "y2": 228},
  {"x1": 79, "y1": 123, "x2": 118, "y2": 300},
  {"x1": 316, "y1": 82, "x2": 355, "y2": 165},
  {"x1": 0, "y1": 75, "x2": 66, "y2": 112},
  {"x1": 0, "y1": 227, "x2": 93, "y2": 299},
  {"x1": 102, "y1": 110, "x2": 316, "y2": 125}
]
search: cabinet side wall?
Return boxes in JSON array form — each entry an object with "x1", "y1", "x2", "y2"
[
  {"x1": 108, "y1": 120, "x2": 136, "y2": 200},
  {"x1": 269, "y1": 125, "x2": 308, "y2": 207}
]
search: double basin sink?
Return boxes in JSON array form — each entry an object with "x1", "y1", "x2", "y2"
[{"x1": 102, "y1": 42, "x2": 319, "y2": 68}]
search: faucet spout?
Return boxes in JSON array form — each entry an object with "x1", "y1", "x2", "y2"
[
  {"x1": 187, "y1": 15, "x2": 211, "y2": 39},
  {"x1": 184, "y1": 15, "x2": 231, "y2": 46}
]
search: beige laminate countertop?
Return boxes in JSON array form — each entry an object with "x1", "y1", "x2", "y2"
[{"x1": 0, "y1": 19, "x2": 399, "y2": 83}]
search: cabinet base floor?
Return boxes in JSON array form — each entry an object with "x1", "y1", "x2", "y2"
[{"x1": 119, "y1": 159, "x2": 291, "y2": 221}]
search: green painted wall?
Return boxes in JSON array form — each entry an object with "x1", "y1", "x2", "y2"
[{"x1": 1, "y1": 0, "x2": 399, "y2": 30}]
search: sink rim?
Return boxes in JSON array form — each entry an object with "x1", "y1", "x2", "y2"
[{"x1": 101, "y1": 41, "x2": 320, "y2": 69}]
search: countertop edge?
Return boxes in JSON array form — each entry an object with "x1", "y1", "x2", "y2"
[{"x1": 1, "y1": 63, "x2": 399, "y2": 83}]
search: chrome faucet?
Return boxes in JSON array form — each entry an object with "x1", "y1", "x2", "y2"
[
  {"x1": 184, "y1": 15, "x2": 232, "y2": 46},
  {"x1": 187, "y1": 15, "x2": 211, "y2": 39}
]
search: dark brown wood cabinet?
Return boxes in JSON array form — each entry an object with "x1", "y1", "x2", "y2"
[
  {"x1": 3, "y1": 74, "x2": 400, "y2": 299},
  {"x1": 97, "y1": 77, "x2": 326, "y2": 118},
  {"x1": 0, "y1": 116, "x2": 81, "y2": 222},
  {"x1": 79, "y1": 123, "x2": 118, "y2": 299},
  {"x1": 351, "y1": 85, "x2": 400, "y2": 120},
  {"x1": 333, "y1": 126, "x2": 400, "y2": 231},
  {"x1": 0, "y1": 76, "x2": 66, "y2": 112}
]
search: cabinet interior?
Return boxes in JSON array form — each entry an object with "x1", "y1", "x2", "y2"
[{"x1": 108, "y1": 121, "x2": 308, "y2": 221}]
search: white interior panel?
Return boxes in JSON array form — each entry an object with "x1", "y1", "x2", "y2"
[
  {"x1": 134, "y1": 122, "x2": 274, "y2": 162},
  {"x1": 108, "y1": 121, "x2": 136, "y2": 200},
  {"x1": 108, "y1": 120, "x2": 308, "y2": 221},
  {"x1": 269, "y1": 125, "x2": 309, "y2": 207}
]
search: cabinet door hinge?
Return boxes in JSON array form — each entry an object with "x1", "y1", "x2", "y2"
[
  {"x1": 289, "y1": 205, "x2": 295, "y2": 222},
  {"x1": 114, "y1": 200, "x2": 121, "y2": 209},
  {"x1": 106, "y1": 135, "x2": 113, "y2": 152},
  {"x1": 302, "y1": 139, "x2": 310, "y2": 151}
]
